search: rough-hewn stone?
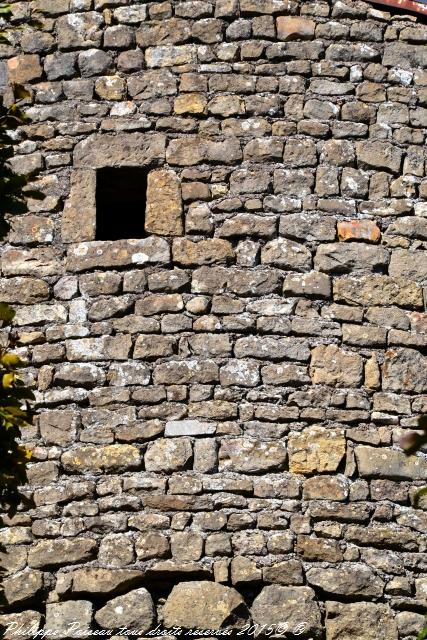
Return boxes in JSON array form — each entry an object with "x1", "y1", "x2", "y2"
[
  {"x1": 325, "y1": 602, "x2": 398, "y2": 640},
  {"x1": 310, "y1": 344, "x2": 363, "y2": 387},
  {"x1": 356, "y1": 445, "x2": 427, "y2": 480},
  {"x1": 382, "y1": 348, "x2": 427, "y2": 393},
  {"x1": 95, "y1": 588, "x2": 155, "y2": 632},
  {"x1": 61, "y1": 445, "x2": 141, "y2": 473},
  {"x1": 163, "y1": 581, "x2": 247, "y2": 628},
  {"x1": 3, "y1": 2, "x2": 427, "y2": 633},
  {"x1": 288, "y1": 426, "x2": 346, "y2": 474},
  {"x1": 145, "y1": 169, "x2": 183, "y2": 236},
  {"x1": 252, "y1": 586, "x2": 321, "y2": 638},
  {"x1": 219, "y1": 438, "x2": 287, "y2": 473},
  {"x1": 74, "y1": 133, "x2": 166, "y2": 168}
]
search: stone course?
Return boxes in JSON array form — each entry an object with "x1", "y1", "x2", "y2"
[{"x1": 1, "y1": 0, "x2": 427, "y2": 638}]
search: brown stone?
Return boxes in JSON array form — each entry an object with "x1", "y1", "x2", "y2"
[
  {"x1": 336, "y1": 275, "x2": 423, "y2": 308},
  {"x1": 166, "y1": 136, "x2": 242, "y2": 166},
  {"x1": 277, "y1": 17, "x2": 315, "y2": 41},
  {"x1": 356, "y1": 445, "x2": 427, "y2": 480},
  {"x1": 28, "y1": 538, "x2": 97, "y2": 569},
  {"x1": 1, "y1": 248, "x2": 62, "y2": 277},
  {"x1": 39, "y1": 410, "x2": 78, "y2": 446},
  {"x1": 219, "y1": 438, "x2": 287, "y2": 473},
  {"x1": 174, "y1": 93, "x2": 207, "y2": 114},
  {"x1": 0, "y1": 277, "x2": 49, "y2": 304},
  {"x1": 325, "y1": 602, "x2": 398, "y2": 640},
  {"x1": 145, "y1": 169, "x2": 183, "y2": 236},
  {"x1": 62, "y1": 169, "x2": 96, "y2": 243},
  {"x1": 9, "y1": 216, "x2": 54, "y2": 245},
  {"x1": 252, "y1": 586, "x2": 321, "y2": 638},
  {"x1": 66, "y1": 238, "x2": 170, "y2": 271},
  {"x1": 356, "y1": 141, "x2": 402, "y2": 173},
  {"x1": 163, "y1": 581, "x2": 247, "y2": 629},
  {"x1": 173, "y1": 238, "x2": 234, "y2": 265},
  {"x1": 58, "y1": 568, "x2": 143, "y2": 596},
  {"x1": 95, "y1": 588, "x2": 155, "y2": 632},
  {"x1": 310, "y1": 344, "x2": 363, "y2": 387},
  {"x1": 145, "y1": 438, "x2": 192, "y2": 472},
  {"x1": 7, "y1": 55, "x2": 42, "y2": 83},
  {"x1": 337, "y1": 220, "x2": 381, "y2": 243},
  {"x1": 61, "y1": 445, "x2": 141, "y2": 473},
  {"x1": 3, "y1": 569, "x2": 43, "y2": 606},
  {"x1": 74, "y1": 133, "x2": 166, "y2": 168},
  {"x1": 288, "y1": 426, "x2": 346, "y2": 474},
  {"x1": 382, "y1": 348, "x2": 427, "y2": 393}
]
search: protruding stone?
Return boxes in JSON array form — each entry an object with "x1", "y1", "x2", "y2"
[
  {"x1": 307, "y1": 564, "x2": 384, "y2": 597},
  {"x1": 325, "y1": 602, "x2": 398, "y2": 640},
  {"x1": 145, "y1": 169, "x2": 183, "y2": 236},
  {"x1": 288, "y1": 426, "x2": 346, "y2": 474},
  {"x1": 45, "y1": 601, "x2": 93, "y2": 639},
  {"x1": 355, "y1": 445, "x2": 427, "y2": 481},
  {"x1": 145, "y1": 438, "x2": 192, "y2": 472},
  {"x1": 219, "y1": 438, "x2": 287, "y2": 473},
  {"x1": 277, "y1": 17, "x2": 315, "y2": 41},
  {"x1": 163, "y1": 581, "x2": 248, "y2": 629},
  {"x1": 61, "y1": 445, "x2": 141, "y2": 473},
  {"x1": 337, "y1": 220, "x2": 381, "y2": 243},
  {"x1": 3, "y1": 569, "x2": 43, "y2": 606},
  {"x1": 66, "y1": 238, "x2": 170, "y2": 271},
  {"x1": 310, "y1": 344, "x2": 363, "y2": 387},
  {"x1": 28, "y1": 538, "x2": 97, "y2": 569},
  {"x1": 382, "y1": 348, "x2": 427, "y2": 393},
  {"x1": 252, "y1": 586, "x2": 321, "y2": 638},
  {"x1": 74, "y1": 133, "x2": 166, "y2": 168},
  {"x1": 95, "y1": 588, "x2": 155, "y2": 632}
]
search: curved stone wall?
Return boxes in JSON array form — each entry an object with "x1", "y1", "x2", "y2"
[{"x1": 0, "y1": 1, "x2": 427, "y2": 638}]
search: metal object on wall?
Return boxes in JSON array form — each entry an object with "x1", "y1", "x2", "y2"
[{"x1": 370, "y1": 0, "x2": 427, "y2": 15}]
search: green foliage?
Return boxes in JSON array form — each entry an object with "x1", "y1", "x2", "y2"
[
  {"x1": 418, "y1": 617, "x2": 427, "y2": 640},
  {"x1": 401, "y1": 415, "x2": 427, "y2": 640},
  {"x1": 0, "y1": 3, "x2": 43, "y2": 44},
  {"x1": 401, "y1": 415, "x2": 427, "y2": 507},
  {"x1": 0, "y1": 90, "x2": 44, "y2": 239},
  {"x1": 0, "y1": 304, "x2": 35, "y2": 516},
  {"x1": 0, "y1": 5, "x2": 43, "y2": 516}
]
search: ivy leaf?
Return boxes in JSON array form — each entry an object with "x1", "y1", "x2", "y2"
[
  {"x1": 12, "y1": 83, "x2": 31, "y2": 101},
  {"x1": 0, "y1": 302, "x2": 15, "y2": 322},
  {"x1": 417, "y1": 620, "x2": 427, "y2": 640}
]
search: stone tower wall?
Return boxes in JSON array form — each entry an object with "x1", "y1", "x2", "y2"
[{"x1": 1, "y1": 0, "x2": 427, "y2": 638}]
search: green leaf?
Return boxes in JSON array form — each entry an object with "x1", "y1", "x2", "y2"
[
  {"x1": 414, "y1": 486, "x2": 427, "y2": 509},
  {"x1": 0, "y1": 302, "x2": 15, "y2": 322},
  {"x1": 12, "y1": 83, "x2": 31, "y2": 101},
  {"x1": 417, "y1": 620, "x2": 427, "y2": 640}
]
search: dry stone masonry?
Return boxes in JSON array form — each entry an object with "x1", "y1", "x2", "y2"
[{"x1": 1, "y1": 0, "x2": 427, "y2": 638}]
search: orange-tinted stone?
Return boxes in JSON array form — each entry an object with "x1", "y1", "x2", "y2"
[
  {"x1": 276, "y1": 16, "x2": 315, "y2": 41},
  {"x1": 337, "y1": 220, "x2": 381, "y2": 243}
]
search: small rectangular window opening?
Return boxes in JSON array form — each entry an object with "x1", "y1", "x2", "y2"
[{"x1": 96, "y1": 167, "x2": 148, "y2": 241}]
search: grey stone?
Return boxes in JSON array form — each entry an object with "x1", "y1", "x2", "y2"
[
  {"x1": 163, "y1": 581, "x2": 247, "y2": 628},
  {"x1": 165, "y1": 420, "x2": 216, "y2": 437},
  {"x1": 252, "y1": 586, "x2": 322, "y2": 639},
  {"x1": 45, "y1": 601, "x2": 93, "y2": 639},
  {"x1": 325, "y1": 602, "x2": 398, "y2": 640},
  {"x1": 95, "y1": 588, "x2": 155, "y2": 632}
]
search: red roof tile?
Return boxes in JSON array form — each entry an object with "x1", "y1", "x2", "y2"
[{"x1": 369, "y1": 0, "x2": 427, "y2": 15}]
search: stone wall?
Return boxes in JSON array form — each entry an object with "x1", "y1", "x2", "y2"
[{"x1": 1, "y1": 0, "x2": 427, "y2": 638}]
